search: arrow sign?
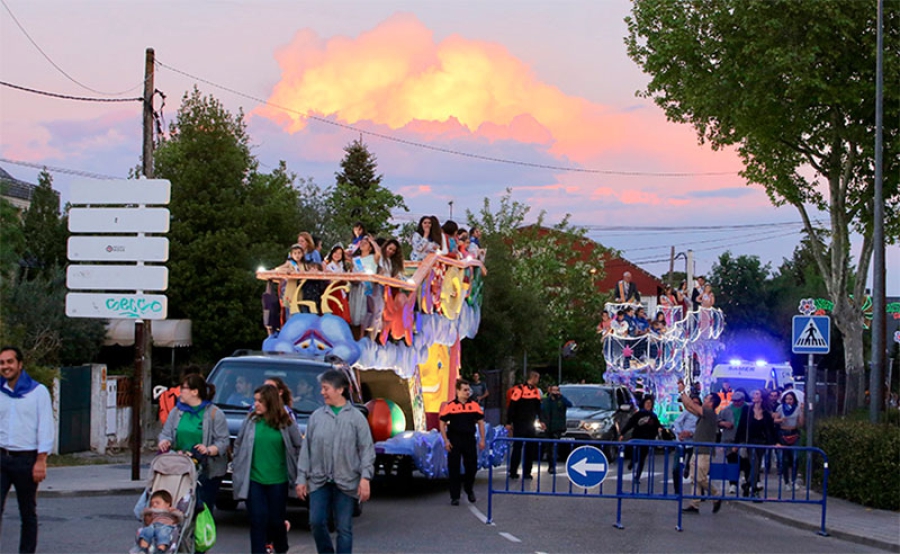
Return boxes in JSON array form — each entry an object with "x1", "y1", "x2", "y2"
[{"x1": 565, "y1": 445, "x2": 609, "y2": 488}]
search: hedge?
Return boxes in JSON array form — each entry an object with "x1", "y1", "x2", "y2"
[{"x1": 816, "y1": 416, "x2": 900, "y2": 511}]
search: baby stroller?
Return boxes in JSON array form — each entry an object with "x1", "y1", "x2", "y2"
[{"x1": 133, "y1": 453, "x2": 199, "y2": 553}]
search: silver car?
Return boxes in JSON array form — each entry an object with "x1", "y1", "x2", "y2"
[{"x1": 560, "y1": 384, "x2": 637, "y2": 444}]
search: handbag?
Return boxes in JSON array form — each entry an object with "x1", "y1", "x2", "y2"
[
  {"x1": 195, "y1": 502, "x2": 217, "y2": 552},
  {"x1": 780, "y1": 430, "x2": 800, "y2": 446}
]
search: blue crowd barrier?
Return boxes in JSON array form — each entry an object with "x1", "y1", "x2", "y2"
[{"x1": 486, "y1": 437, "x2": 830, "y2": 535}]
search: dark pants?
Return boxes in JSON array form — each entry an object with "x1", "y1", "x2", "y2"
[
  {"x1": 198, "y1": 474, "x2": 222, "y2": 514},
  {"x1": 448, "y1": 435, "x2": 477, "y2": 500},
  {"x1": 309, "y1": 483, "x2": 356, "y2": 554},
  {"x1": 246, "y1": 481, "x2": 288, "y2": 554},
  {"x1": 547, "y1": 431, "x2": 566, "y2": 470},
  {"x1": 632, "y1": 446, "x2": 651, "y2": 485},
  {"x1": 509, "y1": 423, "x2": 536, "y2": 477},
  {"x1": 0, "y1": 451, "x2": 38, "y2": 553}
]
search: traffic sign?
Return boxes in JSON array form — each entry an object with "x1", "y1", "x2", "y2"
[
  {"x1": 68, "y1": 207, "x2": 170, "y2": 233},
  {"x1": 66, "y1": 265, "x2": 168, "y2": 291},
  {"x1": 565, "y1": 445, "x2": 609, "y2": 488},
  {"x1": 66, "y1": 293, "x2": 167, "y2": 319},
  {"x1": 68, "y1": 236, "x2": 169, "y2": 262},
  {"x1": 69, "y1": 179, "x2": 171, "y2": 205},
  {"x1": 792, "y1": 315, "x2": 831, "y2": 354}
]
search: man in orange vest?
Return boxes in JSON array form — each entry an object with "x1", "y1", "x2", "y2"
[
  {"x1": 506, "y1": 371, "x2": 544, "y2": 479},
  {"x1": 439, "y1": 379, "x2": 486, "y2": 505}
]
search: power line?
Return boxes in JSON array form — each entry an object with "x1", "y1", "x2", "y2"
[
  {"x1": 584, "y1": 221, "x2": 802, "y2": 233},
  {"x1": 0, "y1": 157, "x2": 119, "y2": 180},
  {"x1": 0, "y1": 0, "x2": 146, "y2": 96},
  {"x1": 616, "y1": 225, "x2": 807, "y2": 253},
  {"x1": 156, "y1": 59, "x2": 739, "y2": 178},
  {"x1": 0, "y1": 80, "x2": 143, "y2": 103}
]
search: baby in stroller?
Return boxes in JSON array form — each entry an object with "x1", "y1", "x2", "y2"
[{"x1": 132, "y1": 490, "x2": 184, "y2": 553}]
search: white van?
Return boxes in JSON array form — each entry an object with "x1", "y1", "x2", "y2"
[{"x1": 710, "y1": 360, "x2": 794, "y2": 397}]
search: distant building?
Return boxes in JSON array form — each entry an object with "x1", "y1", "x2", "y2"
[{"x1": 0, "y1": 166, "x2": 39, "y2": 211}]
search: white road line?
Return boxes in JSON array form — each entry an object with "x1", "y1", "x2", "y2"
[
  {"x1": 468, "y1": 504, "x2": 492, "y2": 525},
  {"x1": 499, "y1": 532, "x2": 522, "y2": 543}
]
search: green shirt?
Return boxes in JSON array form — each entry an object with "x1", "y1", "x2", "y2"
[
  {"x1": 250, "y1": 420, "x2": 287, "y2": 485},
  {"x1": 174, "y1": 407, "x2": 205, "y2": 453},
  {"x1": 330, "y1": 405, "x2": 343, "y2": 416}
]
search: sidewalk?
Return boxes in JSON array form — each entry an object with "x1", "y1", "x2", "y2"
[{"x1": 726, "y1": 474, "x2": 900, "y2": 552}]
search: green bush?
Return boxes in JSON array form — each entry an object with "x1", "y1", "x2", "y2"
[{"x1": 816, "y1": 417, "x2": 900, "y2": 510}]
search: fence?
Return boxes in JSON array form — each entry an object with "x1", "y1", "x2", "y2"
[{"x1": 487, "y1": 437, "x2": 830, "y2": 535}]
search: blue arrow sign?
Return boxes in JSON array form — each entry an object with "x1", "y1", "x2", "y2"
[
  {"x1": 792, "y1": 315, "x2": 831, "y2": 354},
  {"x1": 565, "y1": 445, "x2": 609, "y2": 488}
]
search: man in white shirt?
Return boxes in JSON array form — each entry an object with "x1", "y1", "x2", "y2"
[{"x1": 0, "y1": 346, "x2": 54, "y2": 553}]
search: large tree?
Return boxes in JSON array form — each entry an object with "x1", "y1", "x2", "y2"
[
  {"x1": 154, "y1": 88, "x2": 303, "y2": 360},
  {"x1": 326, "y1": 139, "x2": 407, "y2": 238},
  {"x1": 21, "y1": 170, "x2": 66, "y2": 279},
  {"x1": 627, "y1": 0, "x2": 899, "y2": 410},
  {"x1": 0, "y1": 196, "x2": 25, "y2": 288}
]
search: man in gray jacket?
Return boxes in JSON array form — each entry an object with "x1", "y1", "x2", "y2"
[{"x1": 296, "y1": 370, "x2": 375, "y2": 554}]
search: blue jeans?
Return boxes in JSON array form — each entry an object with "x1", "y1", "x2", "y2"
[
  {"x1": 246, "y1": 481, "x2": 288, "y2": 554},
  {"x1": 138, "y1": 523, "x2": 176, "y2": 549},
  {"x1": 309, "y1": 483, "x2": 355, "y2": 554},
  {"x1": 0, "y1": 451, "x2": 39, "y2": 553}
]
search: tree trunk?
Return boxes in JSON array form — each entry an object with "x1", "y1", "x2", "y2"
[{"x1": 832, "y1": 298, "x2": 866, "y2": 413}]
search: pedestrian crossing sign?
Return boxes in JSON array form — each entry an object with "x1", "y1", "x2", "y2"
[{"x1": 792, "y1": 315, "x2": 831, "y2": 354}]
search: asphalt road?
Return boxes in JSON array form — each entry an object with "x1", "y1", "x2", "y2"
[{"x1": 0, "y1": 471, "x2": 883, "y2": 554}]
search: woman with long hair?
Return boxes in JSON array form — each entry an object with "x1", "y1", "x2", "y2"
[
  {"x1": 774, "y1": 391, "x2": 804, "y2": 490},
  {"x1": 232, "y1": 385, "x2": 302, "y2": 554},
  {"x1": 619, "y1": 396, "x2": 662, "y2": 489},
  {"x1": 324, "y1": 245, "x2": 351, "y2": 273},
  {"x1": 379, "y1": 239, "x2": 405, "y2": 278},
  {"x1": 736, "y1": 388, "x2": 777, "y2": 498},
  {"x1": 158, "y1": 374, "x2": 229, "y2": 512},
  {"x1": 410, "y1": 215, "x2": 443, "y2": 261}
]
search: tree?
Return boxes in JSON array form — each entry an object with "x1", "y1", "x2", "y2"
[
  {"x1": 626, "y1": 0, "x2": 899, "y2": 410},
  {"x1": 0, "y1": 196, "x2": 25, "y2": 288},
  {"x1": 21, "y1": 170, "x2": 66, "y2": 278},
  {"x1": 326, "y1": 139, "x2": 407, "y2": 238},
  {"x1": 154, "y1": 88, "x2": 303, "y2": 360}
]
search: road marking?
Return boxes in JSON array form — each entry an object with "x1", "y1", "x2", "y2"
[
  {"x1": 499, "y1": 532, "x2": 522, "y2": 543},
  {"x1": 468, "y1": 505, "x2": 492, "y2": 525}
]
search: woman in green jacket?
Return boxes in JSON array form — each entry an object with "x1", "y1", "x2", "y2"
[
  {"x1": 233, "y1": 384, "x2": 301, "y2": 554},
  {"x1": 158, "y1": 373, "x2": 229, "y2": 512}
]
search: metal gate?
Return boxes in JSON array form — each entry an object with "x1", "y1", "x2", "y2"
[{"x1": 58, "y1": 365, "x2": 91, "y2": 454}]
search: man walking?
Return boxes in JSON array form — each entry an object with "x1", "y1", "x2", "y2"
[
  {"x1": 0, "y1": 346, "x2": 54, "y2": 553},
  {"x1": 468, "y1": 372, "x2": 489, "y2": 409},
  {"x1": 439, "y1": 379, "x2": 486, "y2": 505},
  {"x1": 677, "y1": 379, "x2": 722, "y2": 515},
  {"x1": 506, "y1": 371, "x2": 543, "y2": 479},
  {"x1": 540, "y1": 385, "x2": 572, "y2": 474}
]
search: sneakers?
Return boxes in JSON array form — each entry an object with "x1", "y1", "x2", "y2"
[
  {"x1": 728, "y1": 484, "x2": 737, "y2": 495},
  {"x1": 467, "y1": 491, "x2": 477, "y2": 503},
  {"x1": 712, "y1": 500, "x2": 722, "y2": 513},
  {"x1": 129, "y1": 547, "x2": 149, "y2": 554},
  {"x1": 682, "y1": 506, "x2": 700, "y2": 513},
  {"x1": 509, "y1": 473, "x2": 520, "y2": 480},
  {"x1": 450, "y1": 498, "x2": 460, "y2": 506}
]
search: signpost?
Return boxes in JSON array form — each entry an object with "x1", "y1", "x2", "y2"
[
  {"x1": 66, "y1": 172, "x2": 170, "y2": 481},
  {"x1": 793, "y1": 302, "x2": 831, "y2": 447},
  {"x1": 565, "y1": 445, "x2": 609, "y2": 488}
]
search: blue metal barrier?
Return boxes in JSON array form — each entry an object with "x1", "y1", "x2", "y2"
[{"x1": 487, "y1": 437, "x2": 830, "y2": 535}]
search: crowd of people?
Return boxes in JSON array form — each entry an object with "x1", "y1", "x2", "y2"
[{"x1": 266, "y1": 218, "x2": 484, "y2": 337}]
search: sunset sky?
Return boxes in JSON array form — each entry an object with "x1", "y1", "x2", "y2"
[{"x1": 1, "y1": 0, "x2": 896, "y2": 293}]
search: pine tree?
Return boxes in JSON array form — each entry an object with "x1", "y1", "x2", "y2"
[{"x1": 21, "y1": 170, "x2": 66, "y2": 278}]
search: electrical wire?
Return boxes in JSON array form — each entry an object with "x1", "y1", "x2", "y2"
[
  {"x1": 0, "y1": 80, "x2": 143, "y2": 103},
  {"x1": 0, "y1": 157, "x2": 119, "y2": 180},
  {"x1": 155, "y1": 59, "x2": 739, "y2": 178},
  {"x1": 1, "y1": 0, "x2": 146, "y2": 96}
]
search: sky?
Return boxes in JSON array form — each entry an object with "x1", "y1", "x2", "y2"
[{"x1": 1, "y1": 0, "x2": 897, "y2": 296}]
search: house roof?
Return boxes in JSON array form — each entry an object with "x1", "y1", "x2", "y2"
[{"x1": 0, "y1": 166, "x2": 37, "y2": 202}]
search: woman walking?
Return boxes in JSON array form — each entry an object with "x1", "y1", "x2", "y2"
[
  {"x1": 233, "y1": 385, "x2": 302, "y2": 554},
  {"x1": 157, "y1": 374, "x2": 229, "y2": 512},
  {"x1": 296, "y1": 370, "x2": 375, "y2": 554}
]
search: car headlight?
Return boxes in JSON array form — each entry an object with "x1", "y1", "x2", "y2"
[{"x1": 580, "y1": 420, "x2": 612, "y2": 435}]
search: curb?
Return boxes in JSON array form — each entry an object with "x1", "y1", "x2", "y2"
[
  {"x1": 734, "y1": 502, "x2": 899, "y2": 553},
  {"x1": 12, "y1": 487, "x2": 145, "y2": 499}
]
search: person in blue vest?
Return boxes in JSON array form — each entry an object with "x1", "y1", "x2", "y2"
[
  {"x1": 0, "y1": 346, "x2": 54, "y2": 554},
  {"x1": 439, "y1": 379, "x2": 486, "y2": 505}
]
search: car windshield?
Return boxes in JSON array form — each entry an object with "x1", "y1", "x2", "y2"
[
  {"x1": 560, "y1": 386, "x2": 615, "y2": 411},
  {"x1": 209, "y1": 359, "x2": 326, "y2": 413}
]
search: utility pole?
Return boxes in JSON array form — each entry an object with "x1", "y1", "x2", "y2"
[
  {"x1": 132, "y1": 47, "x2": 155, "y2": 480},
  {"x1": 449, "y1": 201, "x2": 454, "y2": 220},
  {"x1": 870, "y1": 0, "x2": 886, "y2": 423},
  {"x1": 668, "y1": 246, "x2": 675, "y2": 285},
  {"x1": 686, "y1": 250, "x2": 694, "y2": 299}
]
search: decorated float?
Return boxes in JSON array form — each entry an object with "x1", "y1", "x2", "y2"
[{"x1": 256, "y1": 252, "x2": 505, "y2": 479}]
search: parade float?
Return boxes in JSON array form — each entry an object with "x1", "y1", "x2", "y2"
[{"x1": 255, "y1": 252, "x2": 504, "y2": 479}]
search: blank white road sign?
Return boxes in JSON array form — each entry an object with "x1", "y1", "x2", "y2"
[
  {"x1": 68, "y1": 208, "x2": 170, "y2": 233},
  {"x1": 68, "y1": 236, "x2": 169, "y2": 262},
  {"x1": 69, "y1": 179, "x2": 171, "y2": 205},
  {"x1": 66, "y1": 293, "x2": 167, "y2": 319},
  {"x1": 66, "y1": 265, "x2": 168, "y2": 291}
]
